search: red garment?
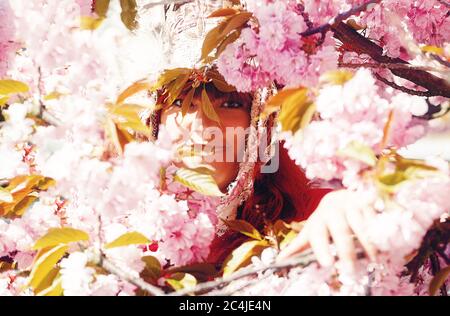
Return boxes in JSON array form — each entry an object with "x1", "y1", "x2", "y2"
[{"x1": 206, "y1": 145, "x2": 333, "y2": 266}]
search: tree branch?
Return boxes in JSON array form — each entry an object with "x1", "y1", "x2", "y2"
[{"x1": 332, "y1": 22, "x2": 450, "y2": 98}]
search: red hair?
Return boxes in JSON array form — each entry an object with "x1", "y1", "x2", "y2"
[{"x1": 207, "y1": 143, "x2": 332, "y2": 265}]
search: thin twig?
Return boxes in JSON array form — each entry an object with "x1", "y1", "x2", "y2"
[
  {"x1": 142, "y1": 0, "x2": 193, "y2": 11},
  {"x1": 300, "y1": 0, "x2": 381, "y2": 37},
  {"x1": 374, "y1": 73, "x2": 433, "y2": 97},
  {"x1": 339, "y1": 62, "x2": 438, "y2": 72},
  {"x1": 170, "y1": 251, "x2": 317, "y2": 296}
]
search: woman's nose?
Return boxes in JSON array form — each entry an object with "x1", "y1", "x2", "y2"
[{"x1": 181, "y1": 98, "x2": 216, "y2": 132}]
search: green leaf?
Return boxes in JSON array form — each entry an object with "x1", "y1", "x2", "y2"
[
  {"x1": 28, "y1": 245, "x2": 68, "y2": 290},
  {"x1": 119, "y1": 0, "x2": 138, "y2": 30},
  {"x1": 337, "y1": 141, "x2": 377, "y2": 167},
  {"x1": 222, "y1": 240, "x2": 268, "y2": 277},
  {"x1": 201, "y1": 88, "x2": 221, "y2": 125},
  {"x1": 222, "y1": 219, "x2": 262, "y2": 240},
  {"x1": 140, "y1": 256, "x2": 161, "y2": 282},
  {"x1": 166, "y1": 273, "x2": 197, "y2": 292},
  {"x1": 104, "y1": 231, "x2": 151, "y2": 249},
  {"x1": 174, "y1": 168, "x2": 225, "y2": 197},
  {"x1": 429, "y1": 265, "x2": 450, "y2": 296},
  {"x1": 0, "y1": 187, "x2": 13, "y2": 203},
  {"x1": 33, "y1": 228, "x2": 90, "y2": 250}
]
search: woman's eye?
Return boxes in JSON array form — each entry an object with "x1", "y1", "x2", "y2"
[
  {"x1": 222, "y1": 101, "x2": 243, "y2": 109},
  {"x1": 172, "y1": 99, "x2": 182, "y2": 107}
]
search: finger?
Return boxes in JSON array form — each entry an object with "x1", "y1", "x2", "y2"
[
  {"x1": 345, "y1": 206, "x2": 377, "y2": 262},
  {"x1": 277, "y1": 224, "x2": 310, "y2": 261},
  {"x1": 326, "y1": 211, "x2": 356, "y2": 273},
  {"x1": 308, "y1": 218, "x2": 334, "y2": 267}
]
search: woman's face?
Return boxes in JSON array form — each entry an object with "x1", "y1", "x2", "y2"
[{"x1": 160, "y1": 88, "x2": 252, "y2": 192}]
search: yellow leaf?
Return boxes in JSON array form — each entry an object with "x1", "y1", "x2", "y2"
[
  {"x1": 0, "y1": 175, "x2": 55, "y2": 218},
  {"x1": 320, "y1": 70, "x2": 354, "y2": 86},
  {"x1": 201, "y1": 23, "x2": 227, "y2": 61},
  {"x1": 278, "y1": 88, "x2": 315, "y2": 133},
  {"x1": 208, "y1": 69, "x2": 236, "y2": 92},
  {"x1": 140, "y1": 256, "x2": 162, "y2": 282},
  {"x1": 13, "y1": 194, "x2": 38, "y2": 217},
  {"x1": 119, "y1": 0, "x2": 138, "y2": 30},
  {"x1": 33, "y1": 228, "x2": 90, "y2": 250},
  {"x1": 33, "y1": 267, "x2": 60, "y2": 294},
  {"x1": 222, "y1": 240, "x2": 268, "y2": 277},
  {"x1": 421, "y1": 45, "x2": 445, "y2": 56},
  {"x1": 28, "y1": 245, "x2": 68, "y2": 290},
  {"x1": 210, "y1": 79, "x2": 235, "y2": 93},
  {"x1": 116, "y1": 80, "x2": 152, "y2": 104},
  {"x1": 346, "y1": 18, "x2": 365, "y2": 30},
  {"x1": 0, "y1": 187, "x2": 13, "y2": 203},
  {"x1": 201, "y1": 88, "x2": 221, "y2": 125},
  {"x1": 215, "y1": 30, "x2": 241, "y2": 58},
  {"x1": 279, "y1": 230, "x2": 298, "y2": 250},
  {"x1": 337, "y1": 141, "x2": 377, "y2": 167},
  {"x1": 104, "y1": 231, "x2": 151, "y2": 249},
  {"x1": 166, "y1": 273, "x2": 197, "y2": 292},
  {"x1": 37, "y1": 277, "x2": 63, "y2": 296},
  {"x1": 80, "y1": 16, "x2": 104, "y2": 30},
  {"x1": 154, "y1": 68, "x2": 191, "y2": 91},
  {"x1": 43, "y1": 91, "x2": 65, "y2": 101},
  {"x1": 94, "y1": 0, "x2": 111, "y2": 18},
  {"x1": 0, "y1": 96, "x2": 9, "y2": 107},
  {"x1": 221, "y1": 219, "x2": 262, "y2": 240},
  {"x1": 429, "y1": 265, "x2": 450, "y2": 296},
  {"x1": 109, "y1": 104, "x2": 152, "y2": 136},
  {"x1": 219, "y1": 12, "x2": 252, "y2": 38},
  {"x1": 263, "y1": 88, "x2": 303, "y2": 119},
  {"x1": 0, "y1": 80, "x2": 29, "y2": 95},
  {"x1": 167, "y1": 73, "x2": 190, "y2": 106},
  {"x1": 174, "y1": 168, "x2": 225, "y2": 197},
  {"x1": 208, "y1": 8, "x2": 238, "y2": 18},
  {"x1": 181, "y1": 88, "x2": 195, "y2": 117},
  {"x1": 166, "y1": 263, "x2": 218, "y2": 282}
]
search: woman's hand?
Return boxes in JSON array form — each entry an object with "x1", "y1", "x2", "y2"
[{"x1": 277, "y1": 189, "x2": 378, "y2": 273}]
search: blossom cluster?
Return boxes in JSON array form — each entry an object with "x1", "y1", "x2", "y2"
[
  {"x1": 217, "y1": 0, "x2": 338, "y2": 92},
  {"x1": 283, "y1": 69, "x2": 429, "y2": 187},
  {"x1": 0, "y1": 0, "x2": 448, "y2": 296}
]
